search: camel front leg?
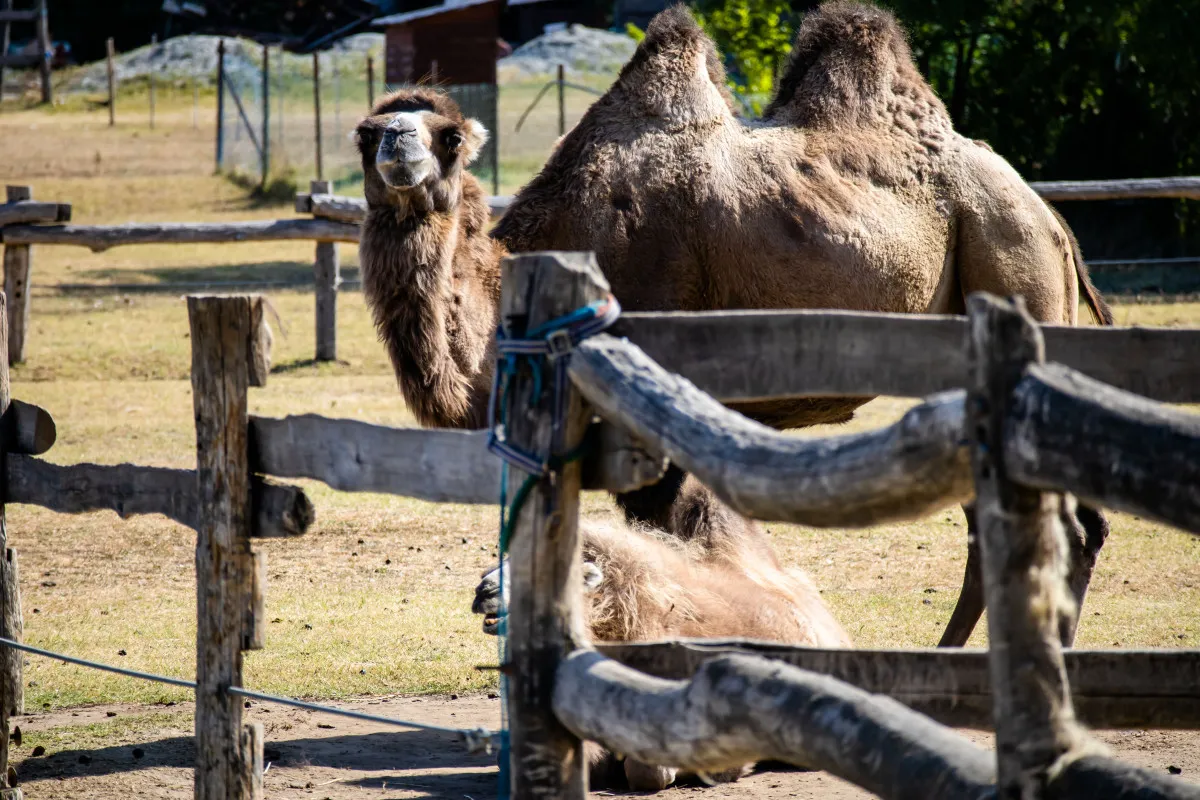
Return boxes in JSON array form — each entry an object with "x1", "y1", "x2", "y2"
[{"x1": 938, "y1": 501, "x2": 1110, "y2": 647}]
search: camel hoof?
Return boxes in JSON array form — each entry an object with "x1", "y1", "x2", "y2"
[{"x1": 625, "y1": 758, "x2": 677, "y2": 791}]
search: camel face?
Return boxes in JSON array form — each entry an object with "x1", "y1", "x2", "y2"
[
  {"x1": 473, "y1": 559, "x2": 603, "y2": 635},
  {"x1": 354, "y1": 90, "x2": 488, "y2": 205}
]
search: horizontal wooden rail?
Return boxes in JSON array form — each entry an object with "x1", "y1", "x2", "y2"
[
  {"x1": 596, "y1": 640, "x2": 1200, "y2": 729},
  {"x1": 249, "y1": 415, "x2": 666, "y2": 503},
  {"x1": 556, "y1": 651, "x2": 997, "y2": 800},
  {"x1": 569, "y1": 335, "x2": 973, "y2": 527},
  {"x1": 4, "y1": 455, "x2": 313, "y2": 537},
  {"x1": 1031, "y1": 176, "x2": 1200, "y2": 201},
  {"x1": 1007, "y1": 363, "x2": 1200, "y2": 535},
  {"x1": 0, "y1": 219, "x2": 360, "y2": 252},
  {"x1": 558, "y1": 651, "x2": 1197, "y2": 800},
  {"x1": 614, "y1": 310, "x2": 1200, "y2": 403},
  {"x1": 294, "y1": 192, "x2": 512, "y2": 223},
  {"x1": 250, "y1": 416, "x2": 502, "y2": 504},
  {"x1": 0, "y1": 200, "x2": 70, "y2": 226}
]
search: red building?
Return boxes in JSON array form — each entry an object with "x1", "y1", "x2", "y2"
[
  {"x1": 374, "y1": 0, "x2": 609, "y2": 87},
  {"x1": 375, "y1": 1, "x2": 503, "y2": 86}
]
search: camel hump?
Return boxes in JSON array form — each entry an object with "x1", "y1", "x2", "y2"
[
  {"x1": 610, "y1": 5, "x2": 738, "y2": 123},
  {"x1": 766, "y1": 1, "x2": 943, "y2": 126}
]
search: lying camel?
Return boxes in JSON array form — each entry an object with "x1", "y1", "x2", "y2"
[
  {"x1": 353, "y1": 2, "x2": 1112, "y2": 647},
  {"x1": 472, "y1": 477, "x2": 850, "y2": 790}
]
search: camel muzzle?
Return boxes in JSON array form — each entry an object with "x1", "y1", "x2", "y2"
[{"x1": 376, "y1": 126, "x2": 433, "y2": 189}]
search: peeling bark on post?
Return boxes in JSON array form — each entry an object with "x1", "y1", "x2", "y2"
[
  {"x1": 188, "y1": 295, "x2": 263, "y2": 800},
  {"x1": 3, "y1": 187, "x2": 31, "y2": 366},
  {"x1": 500, "y1": 253, "x2": 605, "y2": 799},
  {"x1": 967, "y1": 293, "x2": 1088, "y2": 798},
  {"x1": 0, "y1": 292, "x2": 21, "y2": 799}
]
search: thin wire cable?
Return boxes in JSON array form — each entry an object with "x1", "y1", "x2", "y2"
[
  {"x1": 0, "y1": 637, "x2": 497, "y2": 751},
  {"x1": 0, "y1": 637, "x2": 196, "y2": 689}
]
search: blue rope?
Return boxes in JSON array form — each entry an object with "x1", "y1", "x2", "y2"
[{"x1": 487, "y1": 293, "x2": 621, "y2": 799}]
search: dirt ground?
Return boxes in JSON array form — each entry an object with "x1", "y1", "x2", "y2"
[{"x1": 9, "y1": 693, "x2": 1199, "y2": 799}]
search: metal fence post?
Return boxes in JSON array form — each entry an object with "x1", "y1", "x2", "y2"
[{"x1": 215, "y1": 40, "x2": 226, "y2": 172}]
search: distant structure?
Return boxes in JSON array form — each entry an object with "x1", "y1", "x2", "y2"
[
  {"x1": 612, "y1": 0, "x2": 671, "y2": 29},
  {"x1": 374, "y1": 0, "x2": 607, "y2": 86}
]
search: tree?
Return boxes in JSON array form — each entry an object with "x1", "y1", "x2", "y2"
[{"x1": 694, "y1": 0, "x2": 796, "y2": 108}]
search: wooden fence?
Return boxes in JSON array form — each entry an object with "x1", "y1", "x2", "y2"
[
  {"x1": 2, "y1": 175, "x2": 1196, "y2": 367},
  {"x1": 0, "y1": 247, "x2": 1195, "y2": 797}
]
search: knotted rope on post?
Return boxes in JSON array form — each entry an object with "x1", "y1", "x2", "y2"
[
  {"x1": 485, "y1": 292, "x2": 621, "y2": 798},
  {"x1": 487, "y1": 293, "x2": 622, "y2": 554}
]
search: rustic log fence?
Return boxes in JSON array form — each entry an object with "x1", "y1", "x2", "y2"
[{"x1": 0, "y1": 234, "x2": 1196, "y2": 797}]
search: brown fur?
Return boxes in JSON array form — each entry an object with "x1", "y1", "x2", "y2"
[{"x1": 355, "y1": 89, "x2": 504, "y2": 428}]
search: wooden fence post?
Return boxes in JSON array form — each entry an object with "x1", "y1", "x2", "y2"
[
  {"x1": 501, "y1": 252, "x2": 604, "y2": 799},
  {"x1": 188, "y1": 295, "x2": 265, "y2": 800},
  {"x1": 967, "y1": 293, "x2": 1087, "y2": 798},
  {"x1": 0, "y1": 291, "x2": 23, "y2": 800},
  {"x1": 366, "y1": 54, "x2": 374, "y2": 109},
  {"x1": 106, "y1": 38, "x2": 115, "y2": 127},
  {"x1": 215, "y1": 40, "x2": 225, "y2": 172},
  {"x1": 310, "y1": 180, "x2": 339, "y2": 362},
  {"x1": 312, "y1": 52, "x2": 323, "y2": 181},
  {"x1": 3, "y1": 186, "x2": 32, "y2": 366},
  {"x1": 36, "y1": 0, "x2": 49, "y2": 105}
]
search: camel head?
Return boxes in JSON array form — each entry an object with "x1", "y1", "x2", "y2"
[
  {"x1": 355, "y1": 89, "x2": 488, "y2": 213},
  {"x1": 473, "y1": 559, "x2": 603, "y2": 635}
]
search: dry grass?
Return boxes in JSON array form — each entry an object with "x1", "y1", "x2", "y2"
[{"x1": 1, "y1": 93, "x2": 1199, "y2": 717}]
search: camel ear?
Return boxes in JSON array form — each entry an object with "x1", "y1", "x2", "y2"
[{"x1": 460, "y1": 118, "x2": 489, "y2": 164}]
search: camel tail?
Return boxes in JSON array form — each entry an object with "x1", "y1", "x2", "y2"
[{"x1": 1048, "y1": 203, "x2": 1114, "y2": 326}]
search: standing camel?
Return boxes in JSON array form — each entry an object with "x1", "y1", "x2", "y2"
[{"x1": 353, "y1": 1, "x2": 1113, "y2": 646}]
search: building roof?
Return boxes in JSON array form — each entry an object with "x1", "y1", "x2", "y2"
[{"x1": 373, "y1": 0, "x2": 552, "y2": 26}]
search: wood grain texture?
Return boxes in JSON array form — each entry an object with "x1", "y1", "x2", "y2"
[
  {"x1": 247, "y1": 297, "x2": 271, "y2": 388},
  {"x1": 250, "y1": 416, "x2": 501, "y2": 503},
  {"x1": 613, "y1": 311, "x2": 1200, "y2": 403},
  {"x1": 243, "y1": 551, "x2": 265, "y2": 651},
  {"x1": 596, "y1": 640, "x2": 1200, "y2": 729},
  {"x1": 250, "y1": 415, "x2": 658, "y2": 501},
  {"x1": 313, "y1": 242, "x2": 339, "y2": 361},
  {"x1": 0, "y1": 201, "x2": 70, "y2": 226},
  {"x1": 569, "y1": 334, "x2": 972, "y2": 526},
  {"x1": 1008, "y1": 363, "x2": 1200, "y2": 536},
  {"x1": 967, "y1": 294, "x2": 1086, "y2": 797},
  {"x1": 3, "y1": 456, "x2": 311, "y2": 537},
  {"x1": 500, "y1": 253, "x2": 601, "y2": 799},
  {"x1": 2, "y1": 187, "x2": 30, "y2": 367},
  {"x1": 555, "y1": 650, "x2": 996, "y2": 800},
  {"x1": 188, "y1": 295, "x2": 261, "y2": 800},
  {"x1": 0, "y1": 219, "x2": 360, "y2": 251},
  {"x1": 0, "y1": 290, "x2": 19, "y2": 789},
  {"x1": 1031, "y1": 176, "x2": 1200, "y2": 201}
]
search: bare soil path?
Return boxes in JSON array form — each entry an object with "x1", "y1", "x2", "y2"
[{"x1": 10, "y1": 693, "x2": 1199, "y2": 799}]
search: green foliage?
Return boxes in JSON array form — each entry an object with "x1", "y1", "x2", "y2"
[
  {"x1": 693, "y1": 0, "x2": 795, "y2": 98},
  {"x1": 625, "y1": 22, "x2": 646, "y2": 43}
]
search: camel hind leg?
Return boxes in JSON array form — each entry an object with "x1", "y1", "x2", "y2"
[{"x1": 938, "y1": 501, "x2": 1109, "y2": 647}]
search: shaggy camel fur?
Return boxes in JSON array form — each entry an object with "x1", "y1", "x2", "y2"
[
  {"x1": 354, "y1": 3, "x2": 1112, "y2": 645},
  {"x1": 473, "y1": 476, "x2": 850, "y2": 790}
]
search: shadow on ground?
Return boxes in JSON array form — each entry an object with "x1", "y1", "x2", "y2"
[{"x1": 67, "y1": 262, "x2": 362, "y2": 290}]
